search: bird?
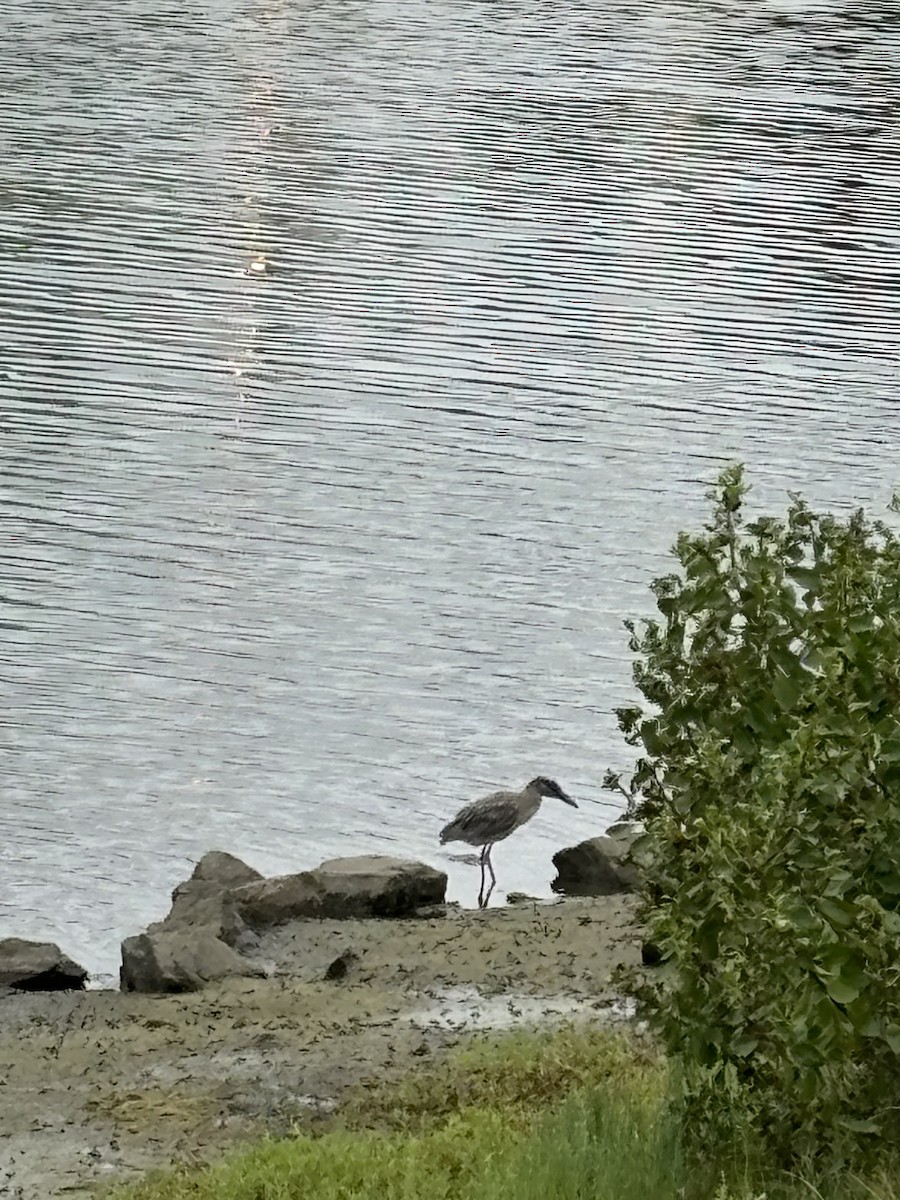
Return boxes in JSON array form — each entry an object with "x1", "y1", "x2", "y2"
[{"x1": 440, "y1": 777, "x2": 577, "y2": 909}]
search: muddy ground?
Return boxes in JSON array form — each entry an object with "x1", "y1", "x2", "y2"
[{"x1": 0, "y1": 895, "x2": 640, "y2": 1199}]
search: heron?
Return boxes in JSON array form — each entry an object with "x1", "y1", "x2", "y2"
[{"x1": 439, "y1": 776, "x2": 577, "y2": 909}]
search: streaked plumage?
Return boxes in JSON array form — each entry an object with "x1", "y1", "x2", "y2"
[{"x1": 440, "y1": 776, "x2": 577, "y2": 908}]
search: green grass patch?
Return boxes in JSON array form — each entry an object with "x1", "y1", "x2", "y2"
[
  {"x1": 338, "y1": 1023, "x2": 662, "y2": 1133},
  {"x1": 105, "y1": 1024, "x2": 900, "y2": 1200},
  {"x1": 108, "y1": 1024, "x2": 664, "y2": 1200},
  {"x1": 485, "y1": 1081, "x2": 681, "y2": 1200},
  {"x1": 108, "y1": 1110, "x2": 521, "y2": 1200}
]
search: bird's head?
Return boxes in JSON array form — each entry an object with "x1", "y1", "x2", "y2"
[{"x1": 529, "y1": 776, "x2": 577, "y2": 807}]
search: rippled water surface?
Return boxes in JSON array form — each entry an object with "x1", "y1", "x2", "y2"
[{"x1": 3, "y1": 0, "x2": 900, "y2": 979}]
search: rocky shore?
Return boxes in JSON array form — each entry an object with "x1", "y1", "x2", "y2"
[{"x1": 0, "y1": 832, "x2": 642, "y2": 1199}]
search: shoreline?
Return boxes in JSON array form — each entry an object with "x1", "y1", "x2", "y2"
[{"x1": 2, "y1": 894, "x2": 640, "y2": 1199}]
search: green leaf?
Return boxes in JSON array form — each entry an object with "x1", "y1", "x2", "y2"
[
  {"x1": 849, "y1": 612, "x2": 876, "y2": 633},
  {"x1": 729, "y1": 1034, "x2": 759, "y2": 1057},
  {"x1": 744, "y1": 703, "x2": 777, "y2": 735},
  {"x1": 769, "y1": 643, "x2": 803, "y2": 675},
  {"x1": 773, "y1": 669, "x2": 804, "y2": 712},
  {"x1": 825, "y1": 974, "x2": 861, "y2": 1005},
  {"x1": 789, "y1": 566, "x2": 821, "y2": 592},
  {"x1": 818, "y1": 897, "x2": 855, "y2": 928},
  {"x1": 783, "y1": 903, "x2": 820, "y2": 933},
  {"x1": 838, "y1": 1116, "x2": 879, "y2": 1133},
  {"x1": 801, "y1": 645, "x2": 829, "y2": 671},
  {"x1": 845, "y1": 1000, "x2": 880, "y2": 1038},
  {"x1": 732, "y1": 726, "x2": 756, "y2": 757}
]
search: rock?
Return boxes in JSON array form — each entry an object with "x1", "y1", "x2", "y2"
[
  {"x1": 232, "y1": 869, "x2": 324, "y2": 929},
  {"x1": 315, "y1": 856, "x2": 447, "y2": 917},
  {"x1": 120, "y1": 930, "x2": 266, "y2": 994},
  {"x1": 189, "y1": 850, "x2": 263, "y2": 889},
  {"x1": 147, "y1": 851, "x2": 263, "y2": 949},
  {"x1": 0, "y1": 939, "x2": 88, "y2": 992},
  {"x1": 551, "y1": 833, "x2": 640, "y2": 897},
  {"x1": 410, "y1": 904, "x2": 448, "y2": 920},
  {"x1": 233, "y1": 856, "x2": 447, "y2": 930},
  {"x1": 506, "y1": 892, "x2": 541, "y2": 905},
  {"x1": 155, "y1": 880, "x2": 253, "y2": 949},
  {"x1": 324, "y1": 950, "x2": 360, "y2": 981}
]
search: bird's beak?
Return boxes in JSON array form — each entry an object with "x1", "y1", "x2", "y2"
[{"x1": 560, "y1": 792, "x2": 578, "y2": 808}]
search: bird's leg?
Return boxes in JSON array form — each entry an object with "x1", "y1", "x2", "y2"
[
  {"x1": 478, "y1": 845, "x2": 488, "y2": 909},
  {"x1": 482, "y1": 844, "x2": 497, "y2": 908}
]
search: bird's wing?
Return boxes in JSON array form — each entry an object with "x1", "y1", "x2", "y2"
[{"x1": 440, "y1": 792, "x2": 521, "y2": 845}]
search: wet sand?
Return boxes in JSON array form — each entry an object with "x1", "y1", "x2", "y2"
[{"x1": 0, "y1": 895, "x2": 640, "y2": 1199}]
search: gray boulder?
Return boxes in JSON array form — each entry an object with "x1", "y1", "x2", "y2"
[
  {"x1": 231, "y1": 869, "x2": 323, "y2": 929},
  {"x1": 316, "y1": 856, "x2": 447, "y2": 916},
  {"x1": 120, "y1": 851, "x2": 448, "y2": 991},
  {"x1": 119, "y1": 852, "x2": 270, "y2": 993},
  {"x1": 189, "y1": 850, "x2": 263, "y2": 889},
  {"x1": 152, "y1": 881, "x2": 251, "y2": 948},
  {"x1": 150, "y1": 850, "x2": 263, "y2": 948},
  {"x1": 551, "y1": 827, "x2": 640, "y2": 896},
  {"x1": 120, "y1": 929, "x2": 266, "y2": 994},
  {"x1": 233, "y1": 855, "x2": 447, "y2": 930},
  {"x1": 0, "y1": 938, "x2": 88, "y2": 992}
]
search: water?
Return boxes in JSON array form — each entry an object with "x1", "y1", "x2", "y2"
[{"x1": 2, "y1": 0, "x2": 900, "y2": 982}]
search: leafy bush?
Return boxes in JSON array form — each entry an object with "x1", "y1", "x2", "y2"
[{"x1": 607, "y1": 466, "x2": 900, "y2": 1170}]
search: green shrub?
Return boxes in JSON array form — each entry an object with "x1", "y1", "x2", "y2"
[{"x1": 607, "y1": 466, "x2": 900, "y2": 1170}]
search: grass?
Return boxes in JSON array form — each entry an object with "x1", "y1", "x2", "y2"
[
  {"x1": 485, "y1": 1083, "x2": 682, "y2": 1200},
  {"x1": 107, "y1": 1026, "x2": 665, "y2": 1200},
  {"x1": 105, "y1": 1025, "x2": 900, "y2": 1200},
  {"x1": 336, "y1": 1023, "x2": 662, "y2": 1133}
]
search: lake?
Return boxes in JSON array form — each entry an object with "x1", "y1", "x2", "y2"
[{"x1": 2, "y1": 0, "x2": 899, "y2": 981}]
